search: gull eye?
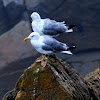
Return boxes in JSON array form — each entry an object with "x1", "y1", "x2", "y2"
[{"x1": 32, "y1": 35, "x2": 34, "y2": 37}]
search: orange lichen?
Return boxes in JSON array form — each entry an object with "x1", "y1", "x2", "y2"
[
  {"x1": 84, "y1": 68, "x2": 100, "y2": 80},
  {"x1": 11, "y1": 55, "x2": 73, "y2": 100}
]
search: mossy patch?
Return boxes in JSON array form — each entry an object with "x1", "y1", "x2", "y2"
[{"x1": 13, "y1": 55, "x2": 73, "y2": 100}]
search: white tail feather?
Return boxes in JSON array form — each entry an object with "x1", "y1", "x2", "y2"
[
  {"x1": 66, "y1": 29, "x2": 73, "y2": 33},
  {"x1": 61, "y1": 51, "x2": 73, "y2": 55}
]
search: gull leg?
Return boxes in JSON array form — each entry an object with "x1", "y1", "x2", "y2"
[
  {"x1": 35, "y1": 54, "x2": 46, "y2": 62},
  {"x1": 35, "y1": 54, "x2": 48, "y2": 67}
]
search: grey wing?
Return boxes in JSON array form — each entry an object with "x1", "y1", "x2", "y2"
[
  {"x1": 42, "y1": 19, "x2": 66, "y2": 36},
  {"x1": 42, "y1": 36, "x2": 68, "y2": 52},
  {"x1": 42, "y1": 44, "x2": 54, "y2": 51}
]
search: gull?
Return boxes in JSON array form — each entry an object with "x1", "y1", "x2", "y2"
[
  {"x1": 24, "y1": 32, "x2": 76, "y2": 67},
  {"x1": 31, "y1": 12, "x2": 75, "y2": 37},
  {"x1": 24, "y1": 32, "x2": 75, "y2": 55}
]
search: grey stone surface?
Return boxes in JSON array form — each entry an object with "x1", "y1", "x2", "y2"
[
  {"x1": 5, "y1": 2, "x2": 25, "y2": 26},
  {"x1": 0, "y1": 21, "x2": 36, "y2": 68},
  {"x1": 3, "y1": 0, "x2": 24, "y2": 6},
  {"x1": 0, "y1": 0, "x2": 26, "y2": 35},
  {"x1": 57, "y1": 51, "x2": 100, "y2": 76},
  {"x1": 0, "y1": 1, "x2": 10, "y2": 35},
  {"x1": 25, "y1": 0, "x2": 45, "y2": 10}
]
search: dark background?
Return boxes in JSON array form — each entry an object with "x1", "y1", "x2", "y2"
[{"x1": 0, "y1": 0, "x2": 100, "y2": 99}]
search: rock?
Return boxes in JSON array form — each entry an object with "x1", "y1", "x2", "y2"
[
  {"x1": 84, "y1": 68, "x2": 100, "y2": 80},
  {"x1": 60, "y1": 51, "x2": 100, "y2": 76},
  {"x1": 0, "y1": 1, "x2": 10, "y2": 35},
  {"x1": 0, "y1": 55, "x2": 42, "y2": 100},
  {"x1": 3, "y1": 55, "x2": 100, "y2": 100},
  {"x1": 2, "y1": 90, "x2": 15, "y2": 100},
  {"x1": 0, "y1": 0, "x2": 27, "y2": 35},
  {"x1": 24, "y1": 0, "x2": 45, "y2": 11},
  {"x1": 0, "y1": 56, "x2": 39, "y2": 100},
  {"x1": 3, "y1": 0, "x2": 24, "y2": 6},
  {"x1": 0, "y1": 20, "x2": 36, "y2": 68},
  {"x1": 4, "y1": 1, "x2": 25, "y2": 28},
  {"x1": 84, "y1": 68, "x2": 100, "y2": 99}
]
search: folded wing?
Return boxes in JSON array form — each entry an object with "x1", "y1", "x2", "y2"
[{"x1": 42, "y1": 19, "x2": 67, "y2": 36}]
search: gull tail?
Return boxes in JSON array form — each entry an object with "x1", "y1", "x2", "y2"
[
  {"x1": 61, "y1": 51, "x2": 73, "y2": 55},
  {"x1": 67, "y1": 45, "x2": 76, "y2": 51},
  {"x1": 61, "y1": 45, "x2": 76, "y2": 55},
  {"x1": 65, "y1": 25, "x2": 76, "y2": 33}
]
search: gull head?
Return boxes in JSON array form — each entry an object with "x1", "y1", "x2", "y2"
[
  {"x1": 31, "y1": 12, "x2": 41, "y2": 22},
  {"x1": 24, "y1": 32, "x2": 40, "y2": 41}
]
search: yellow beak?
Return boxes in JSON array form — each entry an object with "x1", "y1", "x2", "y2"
[
  {"x1": 24, "y1": 37, "x2": 29, "y2": 41},
  {"x1": 31, "y1": 19, "x2": 33, "y2": 22}
]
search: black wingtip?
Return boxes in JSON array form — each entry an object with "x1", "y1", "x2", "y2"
[
  {"x1": 67, "y1": 45, "x2": 76, "y2": 51},
  {"x1": 68, "y1": 25, "x2": 76, "y2": 30}
]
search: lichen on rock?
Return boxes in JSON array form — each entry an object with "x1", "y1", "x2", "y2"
[
  {"x1": 84, "y1": 68, "x2": 100, "y2": 99},
  {"x1": 2, "y1": 55, "x2": 100, "y2": 100},
  {"x1": 10, "y1": 55, "x2": 73, "y2": 100}
]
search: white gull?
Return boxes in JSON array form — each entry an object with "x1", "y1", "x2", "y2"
[
  {"x1": 24, "y1": 32, "x2": 76, "y2": 55},
  {"x1": 31, "y1": 12, "x2": 75, "y2": 37}
]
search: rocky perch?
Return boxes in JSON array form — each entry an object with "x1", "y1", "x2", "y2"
[{"x1": 2, "y1": 55, "x2": 100, "y2": 100}]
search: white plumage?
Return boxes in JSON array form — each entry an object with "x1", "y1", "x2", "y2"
[
  {"x1": 31, "y1": 12, "x2": 73, "y2": 37},
  {"x1": 24, "y1": 32, "x2": 75, "y2": 55}
]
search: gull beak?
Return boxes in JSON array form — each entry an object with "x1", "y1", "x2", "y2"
[
  {"x1": 24, "y1": 37, "x2": 29, "y2": 41},
  {"x1": 31, "y1": 19, "x2": 33, "y2": 22}
]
